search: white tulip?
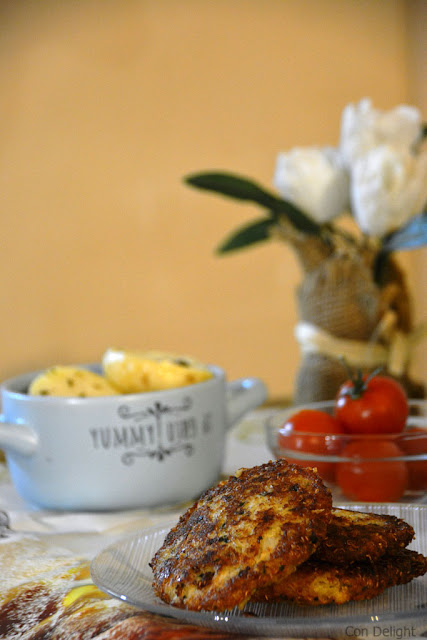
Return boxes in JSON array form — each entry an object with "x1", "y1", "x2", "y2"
[
  {"x1": 273, "y1": 147, "x2": 349, "y2": 223},
  {"x1": 351, "y1": 145, "x2": 427, "y2": 237},
  {"x1": 340, "y1": 98, "x2": 423, "y2": 168}
]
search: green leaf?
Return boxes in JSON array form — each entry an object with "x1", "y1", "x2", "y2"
[
  {"x1": 185, "y1": 171, "x2": 280, "y2": 208},
  {"x1": 216, "y1": 217, "x2": 275, "y2": 254},
  {"x1": 184, "y1": 171, "x2": 321, "y2": 236},
  {"x1": 381, "y1": 212, "x2": 427, "y2": 253}
]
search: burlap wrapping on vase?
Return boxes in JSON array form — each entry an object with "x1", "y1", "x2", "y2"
[{"x1": 284, "y1": 232, "x2": 424, "y2": 404}]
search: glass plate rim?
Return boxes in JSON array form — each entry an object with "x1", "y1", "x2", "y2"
[{"x1": 90, "y1": 503, "x2": 427, "y2": 637}]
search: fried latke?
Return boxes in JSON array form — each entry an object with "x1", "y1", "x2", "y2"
[
  {"x1": 150, "y1": 459, "x2": 332, "y2": 611},
  {"x1": 254, "y1": 548, "x2": 427, "y2": 606},
  {"x1": 313, "y1": 507, "x2": 415, "y2": 565}
]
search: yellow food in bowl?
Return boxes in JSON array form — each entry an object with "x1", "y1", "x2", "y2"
[
  {"x1": 29, "y1": 366, "x2": 119, "y2": 397},
  {"x1": 102, "y1": 348, "x2": 213, "y2": 393},
  {"x1": 27, "y1": 349, "x2": 213, "y2": 398}
]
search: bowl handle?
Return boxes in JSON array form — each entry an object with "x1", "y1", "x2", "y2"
[
  {"x1": 0, "y1": 417, "x2": 38, "y2": 456},
  {"x1": 226, "y1": 377, "x2": 267, "y2": 429}
]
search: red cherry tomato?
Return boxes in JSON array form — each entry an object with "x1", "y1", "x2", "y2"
[
  {"x1": 335, "y1": 373, "x2": 408, "y2": 435},
  {"x1": 398, "y1": 427, "x2": 427, "y2": 491},
  {"x1": 277, "y1": 409, "x2": 344, "y2": 483},
  {"x1": 336, "y1": 439, "x2": 408, "y2": 502}
]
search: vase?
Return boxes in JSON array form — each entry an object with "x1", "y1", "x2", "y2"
[{"x1": 281, "y1": 228, "x2": 425, "y2": 403}]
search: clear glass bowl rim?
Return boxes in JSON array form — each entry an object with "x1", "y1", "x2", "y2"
[{"x1": 265, "y1": 399, "x2": 427, "y2": 462}]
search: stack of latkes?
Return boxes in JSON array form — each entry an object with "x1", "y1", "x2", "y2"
[{"x1": 150, "y1": 459, "x2": 427, "y2": 611}]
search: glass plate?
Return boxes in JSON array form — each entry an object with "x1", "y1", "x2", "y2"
[{"x1": 90, "y1": 503, "x2": 427, "y2": 638}]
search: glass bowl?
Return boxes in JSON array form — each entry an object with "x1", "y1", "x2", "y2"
[{"x1": 265, "y1": 399, "x2": 427, "y2": 503}]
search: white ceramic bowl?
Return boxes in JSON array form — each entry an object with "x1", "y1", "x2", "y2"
[{"x1": 0, "y1": 364, "x2": 267, "y2": 510}]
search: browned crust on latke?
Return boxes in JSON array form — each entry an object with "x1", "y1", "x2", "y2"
[
  {"x1": 150, "y1": 459, "x2": 332, "y2": 611},
  {"x1": 313, "y1": 508, "x2": 415, "y2": 565},
  {"x1": 254, "y1": 549, "x2": 427, "y2": 606}
]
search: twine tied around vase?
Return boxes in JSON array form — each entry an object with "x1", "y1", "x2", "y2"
[{"x1": 295, "y1": 311, "x2": 427, "y2": 378}]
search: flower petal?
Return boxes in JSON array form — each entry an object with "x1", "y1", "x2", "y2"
[
  {"x1": 340, "y1": 98, "x2": 423, "y2": 168},
  {"x1": 273, "y1": 147, "x2": 349, "y2": 223},
  {"x1": 351, "y1": 145, "x2": 427, "y2": 237}
]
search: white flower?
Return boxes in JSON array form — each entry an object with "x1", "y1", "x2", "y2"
[
  {"x1": 273, "y1": 146, "x2": 349, "y2": 223},
  {"x1": 351, "y1": 145, "x2": 427, "y2": 237},
  {"x1": 340, "y1": 98, "x2": 423, "y2": 168}
]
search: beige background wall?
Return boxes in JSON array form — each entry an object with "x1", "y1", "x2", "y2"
[{"x1": 0, "y1": 0, "x2": 425, "y2": 400}]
